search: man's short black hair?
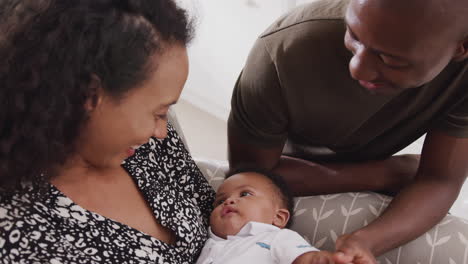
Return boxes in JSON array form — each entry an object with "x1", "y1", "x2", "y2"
[{"x1": 226, "y1": 167, "x2": 295, "y2": 228}]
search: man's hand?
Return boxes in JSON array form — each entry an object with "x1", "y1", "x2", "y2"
[
  {"x1": 333, "y1": 233, "x2": 377, "y2": 264},
  {"x1": 293, "y1": 251, "x2": 336, "y2": 264}
]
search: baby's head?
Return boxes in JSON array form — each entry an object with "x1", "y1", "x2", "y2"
[{"x1": 210, "y1": 168, "x2": 294, "y2": 239}]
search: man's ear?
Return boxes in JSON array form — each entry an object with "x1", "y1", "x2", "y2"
[
  {"x1": 272, "y1": 208, "x2": 290, "y2": 229},
  {"x1": 84, "y1": 74, "x2": 103, "y2": 112},
  {"x1": 453, "y1": 37, "x2": 468, "y2": 61}
]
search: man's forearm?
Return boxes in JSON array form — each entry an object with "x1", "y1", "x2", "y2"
[
  {"x1": 351, "y1": 177, "x2": 462, "y2": 256},
  {"x1": 273, "y1": 155, "x2": 418, "y2": 196},
  {"x1": 274, "y1": 155, "x2": 463, "y2": 257}
]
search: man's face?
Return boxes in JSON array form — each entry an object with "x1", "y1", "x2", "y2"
[
  {"x1": 209, "y1": 172, "x2": 284, "y2": 239},
  {"x1": 344, "y1": 0, "x2": 459, "y2": 94}
]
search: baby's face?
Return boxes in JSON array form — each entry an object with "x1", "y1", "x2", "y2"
[{"x1": 210, "y1": 172, "x2": 283, "y2": 239}]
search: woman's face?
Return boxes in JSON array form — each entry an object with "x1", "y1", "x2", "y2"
[{"x1": 76, "y1": 44, "x2": 188, "y2": 169}]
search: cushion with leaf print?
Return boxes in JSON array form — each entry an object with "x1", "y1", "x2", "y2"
[{"x1": 195, "y1": 158, "x2": 468, "y2": 264}]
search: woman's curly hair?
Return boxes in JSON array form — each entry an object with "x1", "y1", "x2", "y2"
[{"x1": 0, "y1": 0, "x2": 193, "y2": 190}]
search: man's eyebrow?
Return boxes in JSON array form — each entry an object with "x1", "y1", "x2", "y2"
[{"x1": 344, "y1": 20, "x2": 409, "y2": 61}]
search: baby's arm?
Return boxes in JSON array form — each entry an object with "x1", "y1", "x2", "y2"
[{"x1": 292, "y1": 251, "x2": 335, "y2": 264}]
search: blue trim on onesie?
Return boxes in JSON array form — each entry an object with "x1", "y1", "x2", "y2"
[{"x1": 256, "y1": 242, "x2": 271, "y2": 250}]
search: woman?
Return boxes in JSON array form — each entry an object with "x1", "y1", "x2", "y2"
[{"x1": 0, "y1": 0, "x2": 215, "y2": 263}]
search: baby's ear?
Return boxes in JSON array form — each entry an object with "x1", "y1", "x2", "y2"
[{"x1": 273, "y1": 208, "x2": 290, "y2": 228}]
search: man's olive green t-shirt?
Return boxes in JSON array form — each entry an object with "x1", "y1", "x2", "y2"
[{"x1": 228, "y1": 0, "x2": 468, "y2": 162}]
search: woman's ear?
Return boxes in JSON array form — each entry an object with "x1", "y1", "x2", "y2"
[
  {"x1": 272, "y1": 208, "x2": 290, "y2": 229},
  {"x1": 84, "y1": 74, "x2": 103, "y2": 112},
  {"x1": 453, "y1": 37, "x2": 468, "y2": 61}
]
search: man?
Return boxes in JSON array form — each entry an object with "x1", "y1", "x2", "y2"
[{"x1": 227, "y1": 0, "x2": 468, "y2": 263}]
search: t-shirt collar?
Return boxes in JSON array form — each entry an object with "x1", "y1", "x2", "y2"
[{"x1": 208, "y1": 221, "x2": 280, "y2": 241}]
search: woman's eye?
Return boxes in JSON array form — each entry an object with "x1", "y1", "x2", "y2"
[
  {"x1": 240, "y1": 191, "x2": 252, "y2": 197},
  {"x1": 155, "y1": 114, "x2": 168, "y2": 121}
]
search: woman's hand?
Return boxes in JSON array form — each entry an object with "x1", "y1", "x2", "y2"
[
  {"x1": 292, "y1": 251, "x2": 335, "y2": 264},
  {"x1": 333, "y1": 233, "x2": 377, "y2": 264}
]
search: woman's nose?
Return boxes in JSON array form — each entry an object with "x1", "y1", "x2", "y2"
[
  {"x1": 349, "y1": 47, "x2": 379, "y2": 82},
  {"x1": 153, "y1": 119, "x2": 168, "y2": 139}
]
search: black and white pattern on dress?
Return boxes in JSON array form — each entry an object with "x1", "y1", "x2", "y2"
[{"x1": 0, "y1": 123, "x2": 215, "y2": 264}]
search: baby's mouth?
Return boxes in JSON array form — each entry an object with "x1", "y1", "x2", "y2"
[{"x1": 221, "y1": 206, "x2": 237, "y2": 217}]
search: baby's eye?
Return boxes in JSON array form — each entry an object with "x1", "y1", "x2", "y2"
[
  {"x1": 240, "y1": 191, "x2": 252, "y2": 197},
  {"x1": 215, "y1": 199, "x2": 225, "y2": 206}
]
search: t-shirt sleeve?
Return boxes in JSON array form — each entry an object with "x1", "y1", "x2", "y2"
[
  {"x1": 434, "y1": 95, "x2": 468, "y2": 138},
  {"x1": 270, "y1": 229, "x2": 319, "y2": 264},
  {"x1": 228, "y1": 37, "x2": 289, "y2": 147}
]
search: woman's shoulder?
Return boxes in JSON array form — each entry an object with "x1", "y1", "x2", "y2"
[
  {"x1": 0, "y1": 187, "x2": 52, "y2": 256},
  {"x1": 1, "y1": 186, "x2": 41, "y2": 219},
  {"x1": 0, "y1": 186, "x2": 49, "y2": 230}
]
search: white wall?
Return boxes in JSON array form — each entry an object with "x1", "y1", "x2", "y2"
[{"x1": 177, "y1": 0, "x2": 294, "y2": 121}]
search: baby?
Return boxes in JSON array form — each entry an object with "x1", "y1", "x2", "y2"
[{"x1": 196, "y1": 168, "x2": 335, "y2": 264}]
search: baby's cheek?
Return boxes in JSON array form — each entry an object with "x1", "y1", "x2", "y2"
[{"x1": 209, "y1": 210, "x2": 217, "y2": 224}]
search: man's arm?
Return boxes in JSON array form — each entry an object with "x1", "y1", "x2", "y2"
[
  {"x1": 333, "y1": 129, "x2": 468, "y2": 262},
  {"x1": 229, "y1": 129, "x2": 468, "y2": 261},
  {"x1": 228, "y1": 129, "x2": 418, "y2": 196}
]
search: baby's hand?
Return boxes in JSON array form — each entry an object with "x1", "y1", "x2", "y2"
[
  {"x1": 333, "y1": 233, "x2": 377, "y2": 264},
  {"x1": 292, "y1": 251, "x2": 335, "y2": 264}
]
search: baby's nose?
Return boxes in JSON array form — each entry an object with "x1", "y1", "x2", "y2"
[{"x1": 224, "y1": 197, "x2": 236, "y2": 205}]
